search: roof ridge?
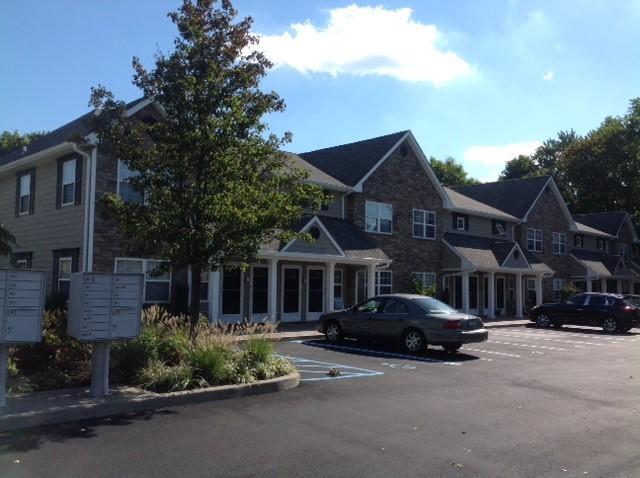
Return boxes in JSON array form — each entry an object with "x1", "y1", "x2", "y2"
[
  {"x1": 453, "y1": 175, "x2": 551, "y2": 190},
  {"x1": 298, "y1": 130, "x2": 409, "y2": 156}
]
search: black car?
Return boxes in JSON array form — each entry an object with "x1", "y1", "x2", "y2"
[{"x1": 529, "y1": 293, "x2": 640, "y2": 333}]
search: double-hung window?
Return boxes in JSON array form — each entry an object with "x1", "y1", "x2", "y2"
[
  {"x1": 412, "y1": 209, "x2": 436, "y2": 239},
  {"x1": 553, "y1": 279, "x2": 566, "y2": 301},
  {"x1": 365, "y1": 201, "x2": 392, "y2": 234},
  {"x1": 574, "y1": 235, "x2": 584, "y2": 248},
  {"x1": 527, "y1": 228, "x2": 543, "y2": 252},
  {"x1": 376, "y1": 270, "x2": 393, "y2": 295},
  {"x1": 456, "y1": 216, "x2": 466, "y2": 230},
  {"x1": 58, "y1": 257, "x2": 72, "y2": 299},
  {"x1": 118, "y1": 160, "x2": 144, "y2": 204},
  {"x1": 552, "y1": 232, "x2": 566, "y2": 254},
  {"x1": 18, "y1": 172, "x2": 32, "y2": 215},
  {"x1": 413, "y1": 272, "x2": 436, "y2": 288},
  {"x1": 61, "y1": 159, "x2": 77, "y2": 206},
  {"x1": 115, "y1": 258, "x2": 171, "y2": 303},
  {"x1": 333, "y1": 269, "x2": 344, "y2": 309},
  {"x1": 597, "y1": 239, "x2": 606, "y2": 251}
]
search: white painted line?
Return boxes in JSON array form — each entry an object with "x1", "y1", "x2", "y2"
[
  {"x1": 463, "y1": 347, "x2": 520, "y2": 358},
  {"x1": 488, "y1": 340, "x2": 566, "y2": 351},
  {"x1": 492, "y1": 332, "x2": 606, "y2": 346},
  {"x1": 517, "y1": 329, "x2": 628, "y2": 341},
  {"x1": 279, "y1": 354, "x2": 385, "y2": 382},
  {"x1": 294, "y1": 340, "x2": 463, "y2": 366}
]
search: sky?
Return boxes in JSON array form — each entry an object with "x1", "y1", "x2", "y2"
[{"x1": 1, "y1": 0, "x2": 639, "y2": 181}]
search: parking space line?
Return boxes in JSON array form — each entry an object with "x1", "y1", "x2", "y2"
[
  {"x1": 488, "y1": 340, "x2": 566, "y2": 351},
  {"x1": 462, "y1": 347, "x2": 520, "y2": 358},
  {"x1": 279, "y1": 355, "x2": 384, "y2": 382},
  {"x1": 491, "y1": 332, "x2": 607, "y2": 346},
  {"x1": 293, "y1": 340, "x2": 463, "y2": 366},
  {"x1": 512, "y1": 328, "x2": 629, "y2": 342}
]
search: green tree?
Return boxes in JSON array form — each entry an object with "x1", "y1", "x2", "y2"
[
  {"x1": 499, "y1": 154, "x2": 540, "y2": 181},
  {"x1": 89, "y1": 0, "x2": 327, "y2": 331},
  {"x1": 429, "y1": 156, "x2": 479, "y2": 187},
  {"x1": 0, "y1": 223, "x2": 14, "y2": 257},
  {"x1": 0, "y1": 130, "x2": 47, "y2": 156}
]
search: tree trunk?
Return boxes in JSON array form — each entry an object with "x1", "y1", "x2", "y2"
[{"x1": 189, "y1": 266, "x2": 202, "y2": 336}]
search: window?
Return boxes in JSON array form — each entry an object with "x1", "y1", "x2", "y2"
[
  {"x1": 13, "y1": 252, "x2": 32, "y2": 269},
  {"x1": 553, "y1": 279, "x2": 566, "y2": 301},
  {"x1": 456, "y1": 216, "x2": 466, "y2": 230},
  {"x1": 597, "y1": 239, "x2": 606, "y2": 251},
  {"x1": 622, "y1": 244, "x2": 629, "y2": 261},
  {"x1": 115, "y1": 258, "x2": 171, "y2": 303},
  {"x1": 552, "y1": 232, "x2": 567, "y2": 254},
  {"x1": 333, "y1": 269, "x2": 344, "y2": 309},
  {"x1": 17, "y1": 171, "x2": 33, "y2": 215},
  {"x1": 200, "y1": 271, "x2": 209, "y2": 303},
  {"x1": 377, "y1": 271, "x2": 393, "y2": 295},
  {"x1": 15, "y1": 259, "x2": 28, "y2": 269},
  {"x1": 118, "y1": 160, "x2": 144, "y2": 204},
  {"x1": 61, "y1": 159, "x2": 77, "y2": 206},
  {"x1": 413, "y1": 272, "x2": 436, "y2": 289},
  {"x1": 251, "y1": 267, "x2": 268, "y2": 315},
  {"x1": 494, "y1": 222, "x2": 506, "y2": 237},
  {"x1": 413, "y1": 209, "x2": 436, "y2": 239},
  {"x1": 365, "y1": 201, "x2": 392, "y2": 234},
  {"x1": 58, "y1": 257, "x2": 72, "y2": 299},
  {"x1": 222, "y1": 268, "x2": 242, "y2": 315},
  {"x1": 574, "y1": 235, "x2": 584, "y2": 248},
  {"x1": 382, "y1": 299, "x2": 408, "y2": 314},
  {"x1": 357, "y1": 298, "x2": 383, "y2": 313},
  {"x1": 527, "y1": 228, "x2": 543, "y2": 252}
]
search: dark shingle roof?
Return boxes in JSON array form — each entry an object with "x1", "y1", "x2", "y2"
[
  {"x1": 571, "y1": 249, "x2": 626, "y2": 277},
  {"x1": 444, "y1": 187, "x2": 518, "y2": 221},
  {"x1": 298, "y1": 131, "x2": 408, "y2": 187},
  {"x1": 0, "y1": 97, "x2": 147, "y2": 167},
  {"x1": 572, "y1": 212, "x2": 627, "y2": 237},
  {"x1": 452, "y1": 176, "x2": 550, "y2": 219},
  {"x1": 284, "y1": 153, "x2": 350, "y2": 191}
]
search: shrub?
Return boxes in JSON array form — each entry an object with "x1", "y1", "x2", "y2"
[
  {"x1": 111, "y1": 327, "x2": 160, "y2": 382},
  {"x1": 242, "y1": 338, "x2": 273, "y2": 367},
  {"x1": 188, "y1": 345, "x2": 231, "y2": 385},
  {"x1": 138, "y1": 360, "x2": 197, "y2": 393}
]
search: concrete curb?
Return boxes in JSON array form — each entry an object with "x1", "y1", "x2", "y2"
[
  {"x1": 0, "y1": 372, "x2": 300, "y2": 432},
  {"x1": 484, "y1": 321, "x2": 530, "y2": 329}
]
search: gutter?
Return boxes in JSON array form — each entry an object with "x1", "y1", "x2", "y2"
[
  {"x1": 0, "y1": 142, "x2": 76, "y2": 174},
  {"x1": 73, "y1": 143, "x2": 94, "y2": 273}
]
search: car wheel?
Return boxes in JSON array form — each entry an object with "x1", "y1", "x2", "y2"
[
  {"x1": 602, "y1": 317, "x2": 619, "y2": 333},
  {"x1": 402, "y1": 329, "x2": 426, "y2": 354},
  {"x1": 324, "y1": 321, "x2": 343, "y2": 344},
  {"x1": 536, "y1": 313, "x2": 551, "y2": 327},
  {"x1": 443, "y1": 343, "x2": 462, "y2": 354}
]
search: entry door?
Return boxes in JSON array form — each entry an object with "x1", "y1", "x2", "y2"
[
  {"x1": 281, "y1": 266, "x2": 301, "y2": 322},
  {"x1": 221, "y1": 268, "x2": 243, "y2": 323},
  {"x1": 250, "y1": 266, "x2": 269, "y2": 322},
  {"x1": 469, "y1": 275, "x2": 479, "y2": 314},
  {"x1": 496, "y1": 277, "x2": 506, "y2": 311},
  {"x1": 306, "y1": 267, "x2": 325, "y2": 321}
]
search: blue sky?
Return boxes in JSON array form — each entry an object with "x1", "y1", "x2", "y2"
[{"x1": 1, "y1": 0, "x2": 639, "y2": 181}]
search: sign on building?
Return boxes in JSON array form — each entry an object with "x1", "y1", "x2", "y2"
[
  {"x1": 0, "y1": 269, "x2": 46, "y2": 343},
  {"x1": 68, "y1": 273, "x2": 144, "y2": 341}
]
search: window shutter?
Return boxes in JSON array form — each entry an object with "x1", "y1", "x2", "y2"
[
  {"x1": 71, "y1": 248, "x2": 80, "y2": 273},
  {"x1": 28, "y1": 169, "x2": 36, "y2": 215},
  {"x1": 56, "y1": 159, "x2": 63, "y2": 209},
  {"x1": 14, "y1": 173, "x2": 20, "y2": 217},
  {"x1": 452, "y1": 214, "x2": 457, "y2": 229},
  {"x1": 464, "y1": 214, "x2": 469, "y2": 231},
  {"x1": 52, "y1": 250, "x2": 61, "y2": 294},
  {"x1": 74, "y1": 157, "x2": 83, "y2": 205}
]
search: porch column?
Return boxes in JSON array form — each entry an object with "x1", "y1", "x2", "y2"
[
  {"x1": 487, "y1": 271, "x2": 496, "y2": 319},
  {"x1": 326, "y1": 262, "x2": 335, "y2": 312},
  {"x1": 268, "y1": 259, "x2": 279, "y2": 321},
  {"x1": 515, "y1": 272, "x2": 524, "y2": 318},
  {"x1": 461, "y1": 272, "x2": 470, "y2": 314},
  {"x1": 367, "y1": 263, "x2": 376, "y2": 299},
  {"x1": 601, "y1": 278, "x2": 607, "y2": 293},
  {"x1": 535, "y1": 274, "x2": 543, "y2": 306},
  {"x1": 586, "y1": 278, "x2": 593, "y2": 293},
  {"x1": 617, "y1": 280, "x2": 622, "y2": 294},
  {"x1": 208, "y1": 270, "x2": 221, "y2": 324}
]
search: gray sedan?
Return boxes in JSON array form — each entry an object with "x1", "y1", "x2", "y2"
[{"x1": 317, "y1": 294, "x2": 488, "y2": 354}]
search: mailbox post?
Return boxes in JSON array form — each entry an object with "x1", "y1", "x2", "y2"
[
  {"x1": 0, "y1": 269, "x2": 46, "y2": 407},
  {"x1": 68, "y1": 272, "x2": 144, "y2": 397}
]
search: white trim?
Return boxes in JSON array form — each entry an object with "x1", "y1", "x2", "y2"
[
  {"x1": 364, "y1": 200, "x2": 393, "y2": 235},
  {"x1": 80, "y1": 145, "x2": 93, "y2": 272},
  {"x1": 456, "y1": 216, "x2": 466, "y2": 231},
  {"x1": 279, "y1": 216, "x2": 346, "y2": 257},
  {"x1": 260, "y1": 251, "x2": 386, "y2": 265},
  {"x1": 501, "y1": 242, "x2": 532, "y2": 270},
  {"x1": 523, "y1": 177, "x2": 577, "y2": 231},
  {"x1": 60, "y1": 158, "x2": 77, "y2": 207},
  {"x1": 306, "y1": 266, "x2": 326, "y2": 321},
  {"x1": 568, "y1": 253, "x2": 599, "y2": 279},
  {"x1": 114, "y1": 257, "x2": 172, "y2": 303},
  {"x1": 552, "y1": 232, "x2": 567, "y2": 255},
  {"x1": 341, "y1": 194, "x2": 346, "y2": 219},
  {"x1": 281, "y1": 265, "x2": 302, "y2": 322},
  {"x1": 354, "y1": 133, "x2": 409, "y2": 192},
  {"x1": 412, "y1": 208, "x2": 437, "y2": 240},
  {"x1": 0, "y1": 142, "x2": 76, "y2": 174},
  {"x1": 526, "y1": 227, "x2": 543, "y2": 252}
]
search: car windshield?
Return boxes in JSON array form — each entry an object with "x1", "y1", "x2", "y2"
[{"x1": 413, "y1": 297, "x2": 457, "y2": 314}]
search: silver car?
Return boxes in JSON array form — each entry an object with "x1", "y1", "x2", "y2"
[{"x1": 317, "y1": 294, "x2": 488, "y2": 354}]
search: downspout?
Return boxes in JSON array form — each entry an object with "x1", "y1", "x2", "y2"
[{"x1": 73, "y1": 143, "x2": 95, "y2": 273}]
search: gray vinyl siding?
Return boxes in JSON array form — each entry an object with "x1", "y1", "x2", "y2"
[
  {"x1": 0, "y1": 155, "x2": 86, "y2": 292},
  {"x1": 443, "y1": 212, "x2": 514, "y2": 240},
  {"x1": 304, "y1": 191, "x2": 343, "y2": 219},
  {"x1": 503, "y1": 250, "x2": 529, "y2": 269},
  {"x1": 575, "y1": 235, "x2": 608, "y2": 253},
  {"x1": 287, "y1": 230, "x2": 340, "y2": 255}
]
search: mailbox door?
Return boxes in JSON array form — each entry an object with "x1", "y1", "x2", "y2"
[{"x1": 5, "y1": 314, "x2": 40, "y2": 343}]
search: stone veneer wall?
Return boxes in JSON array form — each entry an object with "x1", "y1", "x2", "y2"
[{"x1": 346, "y1": 140, "x2": 444, "y2": 295}]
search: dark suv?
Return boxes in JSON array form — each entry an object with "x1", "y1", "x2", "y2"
[{"x1": 529, "y1": 293, "x2": 640, "y2": 333}]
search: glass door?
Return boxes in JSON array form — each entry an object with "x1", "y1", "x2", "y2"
[
  {"x1": 250, "y1": 266, "x2": 269, "y2": 322},
  {"x1": 281, "y1": 266, "x2": 301, "y2": 322},
  {"x1": 306, "y1": 267, "x2": 325, "y2": 321}
]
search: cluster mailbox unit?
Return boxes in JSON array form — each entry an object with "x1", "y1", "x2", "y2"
[
  {"x1": 68, "y1": 273, "x2": 144, "y2": 341},
  {"x1": 0, "y1": 269, "x2": 46, "y2": 344}
]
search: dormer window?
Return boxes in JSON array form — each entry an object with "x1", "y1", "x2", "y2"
[
  {"x1": 597, "y1": 239, "x2": 606, "y2": 251},
  {"x1": 453, "y1": 213, "x2": 468, "y2": 231},
  {"x1": 574, "y1": 235, "x2": 584, "y2": 248},
  {"x1": 457, "y1": 216, "x2": 466, "y2": 230},
  {"x1": 492, "y1": 220, "x2": 506, "y2": 237}
]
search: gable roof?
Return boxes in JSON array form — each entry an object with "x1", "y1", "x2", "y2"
[
  {"x1": 570, "y1": 249, "x2": 631, "y2": 278},
  {"x1": 284, "y1": 152, "x2": 351, "y2": 192},
  {"x1": 298, "y1": 131, "x2": 408, "y2": 187},
  {"x1": 574, "y1": 220, "x2": 613, "y2": 238},
  {"x1": 444, "y1": 187, "x2": 518, "y2": 221},
  {"x1": 0, "y1": 97, "x2": 148, "y2": 168},
  {"x1": 572, "y1": 212, "x2": 638, "y2": 241},
  {"x1": 452, "y1": 176, "x2": 551, "y2": 219}
]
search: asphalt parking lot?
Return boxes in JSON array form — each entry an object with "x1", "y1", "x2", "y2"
[{"x1": 1, "y1": 324, "x2": 639, "y2": 478}]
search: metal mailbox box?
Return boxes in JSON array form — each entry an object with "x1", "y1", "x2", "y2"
[
  {"x1": 68, "y1": 273, "x2": 144, "y2": 341},
  {"x1": 0, "y1": 269, "x2": 46, "y2": 344}
]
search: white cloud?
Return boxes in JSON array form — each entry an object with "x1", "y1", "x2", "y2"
[
  {"x1": 543, "y1": 70, "x2": 554, "y2": 80},
  {"x1": 257, "y1": 4, "x2": 472, "y2": 85},
  {"x1": 463, "y1": 141, "x2": 542, "y2": 182}
]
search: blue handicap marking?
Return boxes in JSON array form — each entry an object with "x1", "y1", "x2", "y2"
[{"x1": 279, "y1": 355, "x2": 384, "y2": 382}]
